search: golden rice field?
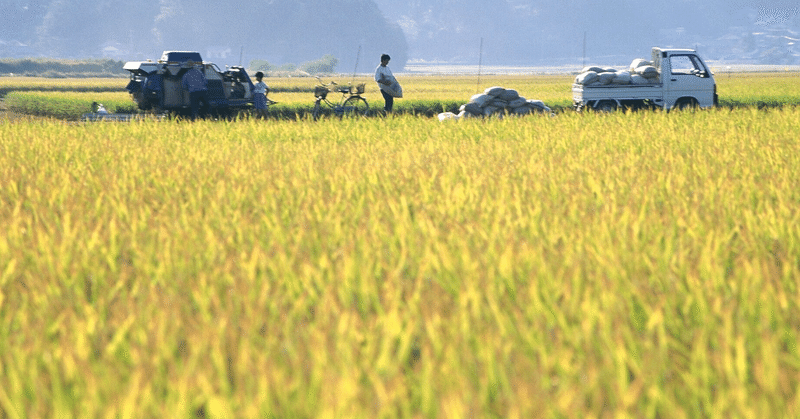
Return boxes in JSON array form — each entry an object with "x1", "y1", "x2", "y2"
[
  {"x1": 1, "y1": 74, "x2": 576, "y2": 119},
  {"x1": 2, "y1": 70, "x2": 798, "y2": 119},
  {"x1": 1, "y1": 73, "x2": 800, "y2": 418}
]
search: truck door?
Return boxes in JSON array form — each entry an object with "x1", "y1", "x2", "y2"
[{"x1": 664, "y1": 54, "x2": 715, "y2": 109}]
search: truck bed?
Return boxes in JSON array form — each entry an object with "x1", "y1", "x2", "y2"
[{"x1": 572, "y1": 83, "x2": 663, "y2": 101}]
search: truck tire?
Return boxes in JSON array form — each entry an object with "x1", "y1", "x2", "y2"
[
  {"x1": 676, "y1": 98, "x2": 699, "y2": 111},
  {"x1": 596, "y1": 100, "x2": 617, "y2": 113}
]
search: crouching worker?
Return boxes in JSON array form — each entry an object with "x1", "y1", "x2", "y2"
[{"x1": 182, "y1": 60, "x2": 209, "y2": 121}]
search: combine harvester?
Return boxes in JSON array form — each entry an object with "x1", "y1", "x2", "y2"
[
  {"x1": 84, "y1": 51, "x2": 258, "y2": 121},
  {"x1": 124, "y1": 51, "x2": 257, "y2": 117}
]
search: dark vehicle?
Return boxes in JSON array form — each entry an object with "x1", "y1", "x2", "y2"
[{"x1": 124, "y1": 51, "x2": 255, "y2": 116}]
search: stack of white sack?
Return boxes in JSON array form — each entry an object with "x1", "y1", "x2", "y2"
[
  {"x1": 438, "y1": 86, "x2": 552, "y2": 121},
  {"x1": 574, "y1": 59, "x2": 661, "y2": 86}
]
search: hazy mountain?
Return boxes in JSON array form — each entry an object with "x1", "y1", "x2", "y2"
[
  {"x1": 0, "y1": 0, "x2": 408, "y2": 71},
  {"x1": 1, "y1": 0, "x2": 799, "y2": 68},
  {"x1": 371, "y1": 0, "x2": 800, "y2": 65}
]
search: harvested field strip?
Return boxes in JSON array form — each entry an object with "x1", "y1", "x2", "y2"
[{"x1": 4, "y1": 91, "x2": 137, "y2": 119}]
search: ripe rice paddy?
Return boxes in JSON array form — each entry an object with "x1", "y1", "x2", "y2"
[{"x1": 1, "y1": 73, "x2": 800, "y2": 418}]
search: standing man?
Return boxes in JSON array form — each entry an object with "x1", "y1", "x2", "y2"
[
  {"x1": 182, "y1": 60, "x2": 209, "y2": 120},
  {"x1": 375, "y1": 54, "x2": 401, "y2": 114}
]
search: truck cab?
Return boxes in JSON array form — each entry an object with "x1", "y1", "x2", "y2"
[
  {"x1": 572, "y1": 47, "x2": 718, "y2": 111},
  {"x1": 653, "y1": 48, "x2": 718, "y2": 110}
]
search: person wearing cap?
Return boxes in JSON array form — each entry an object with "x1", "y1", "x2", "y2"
[{"x1": 182, "y1": 60, "x2": 209, "y2": 120}]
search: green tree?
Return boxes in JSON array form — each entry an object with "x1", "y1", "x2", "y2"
[
  {"x1": 249, "y1": 59, "x2": 274, "y2": 73},
  {"x1": 299, "y1": 54, "x2": 338, "y2": 74}
]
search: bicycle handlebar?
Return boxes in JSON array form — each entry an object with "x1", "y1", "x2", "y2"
[{"x1": 315, "y1": 78, "x2": 362, "y2": 96}]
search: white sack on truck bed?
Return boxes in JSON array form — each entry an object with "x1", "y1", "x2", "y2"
[
  {"x1": 612, "y1": 71, "x2": 632, "y2": 85},
  {"x1": 575, "y1": 57, "x2": 661, "y2": 86},
  {"x1": 575, "y1": 71, "x2": 600, "y2": 85},
  {"x1": 598, "y1": 72, "x2": 616, "y2": 85},
  {"x1": 581, "y1": 66, "x2": 605, "y2": 74},
  {"x1": 635, "y1": 65, "x2": 659, "y2": 77},
  {"x1": 630, "y1": 58, "x2": 652, "y2": 72},
  {"x1": 630, "y1": 58, "x2": 660, "y2": 81}
]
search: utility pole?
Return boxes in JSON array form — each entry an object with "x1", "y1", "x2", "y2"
[
  {"x1": 477, "y1": 37, "x2": 484, "y2": 93},
  {"x1": 583, "y1": 31, "x2": 587, "y2": 68}
]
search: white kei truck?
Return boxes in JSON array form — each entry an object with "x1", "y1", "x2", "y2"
[{"x1": 572, "y1": 47, "x2": 719, "y2": 112}]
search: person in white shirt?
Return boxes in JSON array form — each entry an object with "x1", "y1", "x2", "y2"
[
  {"x1": 374, "y1": 54, "x2": 397, "y2": 113},
  {"x1": 253, "y1": 71, "x2": 270, "y2": 119}
]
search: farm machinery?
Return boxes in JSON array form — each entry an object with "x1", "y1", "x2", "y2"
[{"x1": 124, "y1": 51, "x2": 256, "y2": 116}]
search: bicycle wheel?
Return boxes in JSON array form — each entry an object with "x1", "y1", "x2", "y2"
[{"x1": 341, "y1": 96, "x2": 369, "y2": 117}]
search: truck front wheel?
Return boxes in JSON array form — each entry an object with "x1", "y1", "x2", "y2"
[{"x1": 675, "y1": 98, "x2": 699, "y2": 111}]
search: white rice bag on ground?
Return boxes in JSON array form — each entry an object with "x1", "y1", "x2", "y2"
[
  {"x1": 438, "y1": 112, "x2": 459, "y2": 121},
  {"x1": 483, "y1": 105, "x2": 502, "y2": 116},
  {"x1": 498, "y1": 89, "x2": 520, "y2": 101},
  {"x1": 490, "y1": 99, "x2": 509, "y2": 108},
  {"x1": 462, "y1": 102, "x2": 482, "y2": 115},
  {"x1": 508, "y1": 97, "x2": 529, "y2": 108},
  {"x1": 513, "y1": 106, "x2": 534, "y2": 115},
  {"x1": 470, "y1": 93, "x2": 494, "y2": 107},
  {"x1": 527, "y1": 99, "x2": 549, "y2": 110},
  {"x1": 484, "y1": 86, "x2": 506, "y2": 97}
]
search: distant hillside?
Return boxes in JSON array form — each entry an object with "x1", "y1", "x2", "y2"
[
  {"x1": 371, "y1": 0, "x2": 800, "y2": 65},
  {"x1": 2, "y1": 0, "x2": 798, "y2": 67},
  {"x1": 0, "y1": 0, "x2": 408, "y2": 72}
]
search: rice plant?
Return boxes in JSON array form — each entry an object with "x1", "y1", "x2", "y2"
[
  {"x1": 1, "y1": 107, "x2": 799, "y2": 418},
  {"x1": 3, "y1": 73, "x2": 799, "y2": 120}
]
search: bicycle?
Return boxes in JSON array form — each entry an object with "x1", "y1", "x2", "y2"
[{"x1": 311, "y1": 77, "x2": 369, "y2": 120}]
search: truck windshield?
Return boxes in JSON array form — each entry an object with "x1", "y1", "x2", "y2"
[{"x1": 670, "y1": 55, "x2": 705, "y2": 75}]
